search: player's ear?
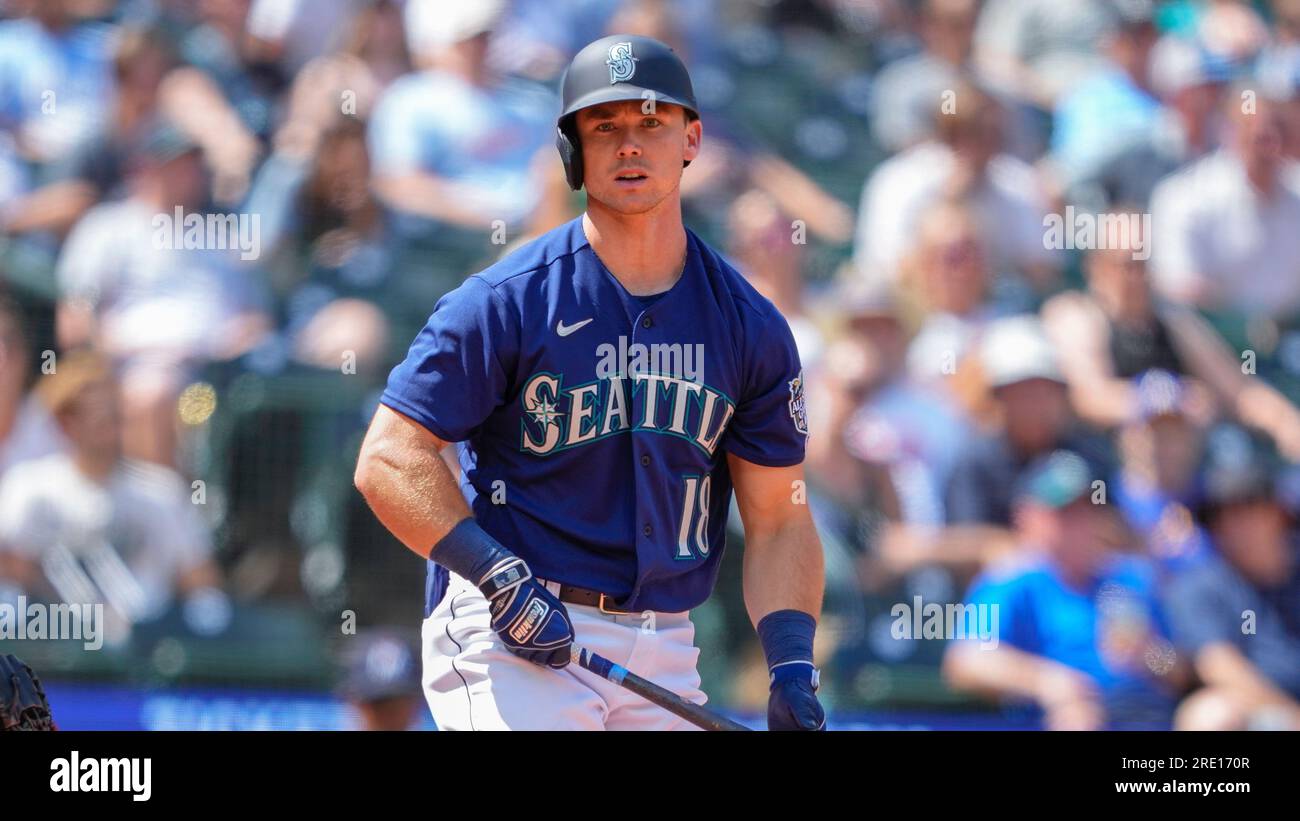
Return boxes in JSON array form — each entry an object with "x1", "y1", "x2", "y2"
[{"x1": 683, "y1": 116, "x2": 702, "y2": 164}]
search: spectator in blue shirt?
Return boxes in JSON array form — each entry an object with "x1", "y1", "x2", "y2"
[
  {"x1": 943, "y1": 449, "x2": 1188, "y2": 729},
  {"x1": 1050, "y1": 2, "x2": 1161, "y2": 197},
  {"x1": 0, "y1": 0, "x2": 114, "y2": 170},
  {"x1": 1163, "y1": 424, "x2": 1300, "y2": 730}
]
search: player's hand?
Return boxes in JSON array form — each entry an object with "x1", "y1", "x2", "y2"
[
  {"x1": 767, "y1": 660, "x2": 826, "y2": 731},
  {"x1": 476, "y1": 557, "x2": 575, "y2": 669}
]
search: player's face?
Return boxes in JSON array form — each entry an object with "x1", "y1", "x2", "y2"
[{"x1": 576, "y1": 100, "x2": 701, "y2": 215}]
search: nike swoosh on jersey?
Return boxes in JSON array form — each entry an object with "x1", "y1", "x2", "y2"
[{"x1": 556, "y1": 318, "x2": 594, "y2": 337}]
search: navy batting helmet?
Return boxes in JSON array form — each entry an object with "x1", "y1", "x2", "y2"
[{"x1": 555, "y1": 34, "x2": 699, "y2": 191}]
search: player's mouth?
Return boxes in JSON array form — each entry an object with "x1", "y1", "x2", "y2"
[{"x1": 613, "y1": 169, "x2": 650, "y2": 187}]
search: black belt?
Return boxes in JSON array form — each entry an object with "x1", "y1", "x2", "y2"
[{"x1": 536, "y1": 579, "x2": 638, "y2": 615}]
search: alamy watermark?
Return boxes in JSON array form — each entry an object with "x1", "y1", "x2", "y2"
[
  {"x1": 595, "y1": 335, "x2": 705, "y2": 384},
  {"x1": 1042, "y1": 206, "x2": 1151, "y2": 261},
  {"x1": 0, "y1": 597, "x2": 103, "y2": 650},
  {"x1": 152, "y1": 206, "x2": 261, "y2": 260},
  {"x1": 891, "y1": 596, "x2": 999, "y2": 649}
]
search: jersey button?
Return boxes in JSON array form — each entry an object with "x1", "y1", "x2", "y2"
[
  {"x1": 640, "y1": 454, "x2": 650, "y2": 467},
  {"x1": 643, "y1": 524, "x2": 653, "y2": 537},
  {"x1": 641, "y1": 316, "x2": 653, "y2": 329}
]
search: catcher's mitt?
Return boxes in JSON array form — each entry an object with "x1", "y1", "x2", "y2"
[{"x1": 1, "y1": 654, "x2": 56, "y2": 731}]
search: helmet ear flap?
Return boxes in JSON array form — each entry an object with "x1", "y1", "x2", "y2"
[{"x1": 556, "y1": 120, "x2": 583, "y2": 191}]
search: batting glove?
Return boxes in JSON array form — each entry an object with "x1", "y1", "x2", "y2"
[
  {"x1": 477, "y1": 557, "x2": 575, "y2": 669},
  {"x1": 768, "y1": 660, "x2": 826, "y2": 731}
]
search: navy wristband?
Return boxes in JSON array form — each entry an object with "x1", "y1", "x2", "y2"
[
  {"x1": 756, "y1": 609, "x2": 816, "y2": 668},
  {"x1": 429, "y1": 518, "x2": 515, "y2": 585}
]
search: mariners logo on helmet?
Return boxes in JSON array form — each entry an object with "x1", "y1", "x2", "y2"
[{"x1": 606, "y1": 41, "x2": 637, "y2": 84}]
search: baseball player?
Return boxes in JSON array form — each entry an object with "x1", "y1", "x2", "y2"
[{"x1": 355, "y1": 34, "x2": 826, "y2": 730}]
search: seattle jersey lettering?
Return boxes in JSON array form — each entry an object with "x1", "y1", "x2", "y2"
[{"x1": 520, "y1": 371, "x2": 734, "y2": 456}]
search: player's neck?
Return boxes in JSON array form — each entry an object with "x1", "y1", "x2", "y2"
[{"x1": 582, "y1": 205, "x2": 687, "y2": 297}]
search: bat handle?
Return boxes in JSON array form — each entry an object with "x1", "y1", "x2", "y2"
[{"x1": 571, "y1": 646, "x2": 751, "y2": 732}]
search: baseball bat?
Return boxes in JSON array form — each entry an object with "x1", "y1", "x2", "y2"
[{"x1": 571, "y1": 646, "x2": 751, "y2": 731}]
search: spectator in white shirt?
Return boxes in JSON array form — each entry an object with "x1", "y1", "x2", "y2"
[
  {"x1": 870, "y1": 0, "x2": 982, "y2": 154},
  {"x1": 0, "y1": 351, "x2": 222, "y2": 635},
  {"x1": 1149, "y1": 87, "x2": 1300, "y2": 322},
  {"x1": 855, "y1": 82, "x2": 1058, "y2": 305},
  {"x1": 55, "y1": 124, "x2": 269, "y2": 467}
]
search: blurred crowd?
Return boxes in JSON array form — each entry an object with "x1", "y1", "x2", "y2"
[{"x1": 0, "y1": 0, "x2": 1298, "y2": 729}]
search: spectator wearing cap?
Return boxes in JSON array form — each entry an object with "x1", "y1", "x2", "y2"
[
  {"x1": 1110, "y1": 370, "x2": 1213, "y2": 572},
  {"x1": 870, "y1": 314, "x2": 1115, "y2": 579},
  {"x1": 855, "y1": 83, "x2": 1059, "y2": 302},
  {"x1": 54, "y1": 121, "x2": 270, "y2": 467},
  {"x1": 367, "y1": 0, "x2": 555, "y2": 236},
  {"x1": 1149, "y1": 85, "x2": 1300, "y2": 323},
  {"x1": 943, "y1": 315, "x2": 1115, "y2": 532},
  {"x1": 943, "y1": 449, "x2": 1188, "y2": 729},
  {"x1": 1041, "y1": 212, "x2": 1300, "y2": 459},
  {"x1": 338, "y1": 630, "x2": 425, "y2": 731},
  {"x1": 1161, "y1": 424, "x2": 1300, "y2": 730},
  {"x1": 0, "y1": 351, "x2": 222, "y2": 640}
]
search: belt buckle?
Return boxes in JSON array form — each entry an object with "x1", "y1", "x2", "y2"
[{"x1": 598, "y1": 593, "x2": 634, "y2": 616}]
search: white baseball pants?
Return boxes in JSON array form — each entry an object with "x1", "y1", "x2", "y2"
[{"x1": 420, "y1": 570, "x2": 708, "y2": 730}]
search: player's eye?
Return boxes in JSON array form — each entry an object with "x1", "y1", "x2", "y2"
[
  {"x1": 594, "y1": 122, "x2": 616, "y2": 132},
  {"x1": 642, "y1": 117, "x2": 661, "y2": 128}
]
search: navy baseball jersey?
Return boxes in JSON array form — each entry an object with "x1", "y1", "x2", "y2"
[{"x1": 381, "y1": 216, "x2": 807, "y2": 615}]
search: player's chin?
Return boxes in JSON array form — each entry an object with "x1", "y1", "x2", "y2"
[{"x1": 590, "y1": 186, "x2": 668, "y2": 215}]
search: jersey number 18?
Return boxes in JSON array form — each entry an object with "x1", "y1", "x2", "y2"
[{"x1": 676, "y1": 475, "x2": 712, "y2": 559}]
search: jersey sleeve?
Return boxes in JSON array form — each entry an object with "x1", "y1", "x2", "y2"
[
  {"x1": 380, "y1": 276, "x2": 518, "y2": 443},
  {"x1": 721, "y1": 303, "x2": 808, "y2": 467}
]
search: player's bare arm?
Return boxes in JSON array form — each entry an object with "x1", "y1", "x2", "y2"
[
  {"x1": 730, "y1": 454, "x2": 827, "y2": 730},
  {"x1": 356, "y1": 403, "x2": 577, "y2": 670},
  {"x1": 354, "y1": 403, "x2": 470, "y2": 559},
  {"x1": 729, "y1": 456, "x2": 823, "y2": 623}
]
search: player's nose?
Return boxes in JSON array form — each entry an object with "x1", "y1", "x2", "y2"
[{"x1": 616, "y1": 138, "x2": 642, "y2": 158}]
